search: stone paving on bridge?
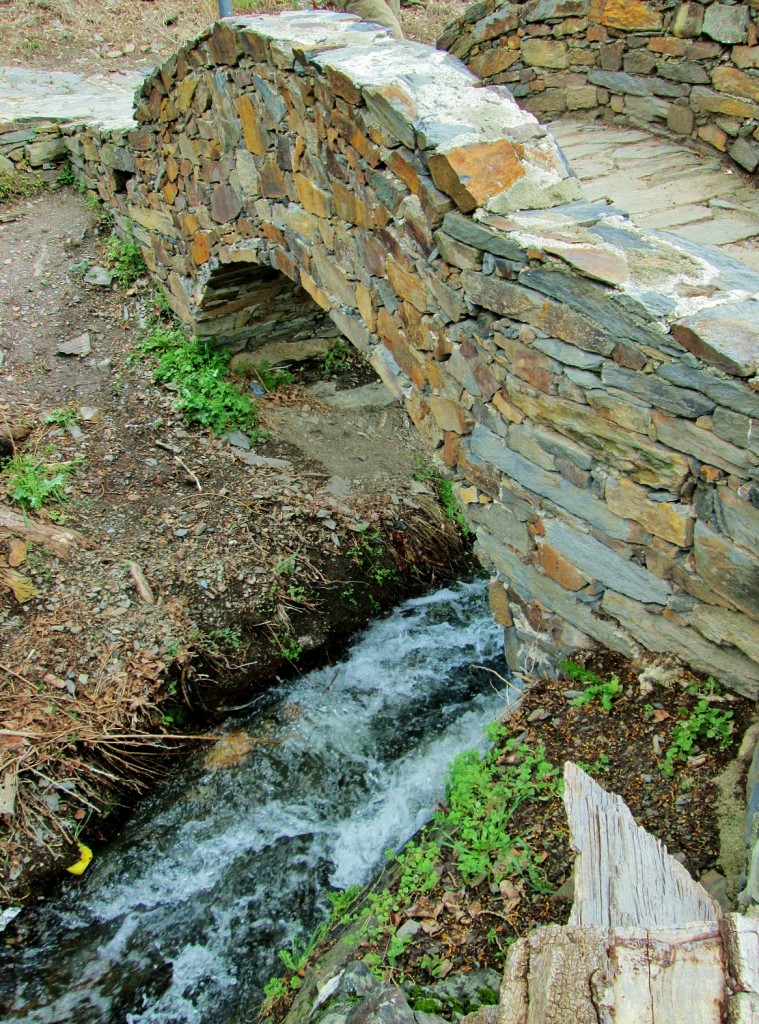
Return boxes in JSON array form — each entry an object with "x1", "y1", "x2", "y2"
[
  {"x1": 551, "y1": 119, "x2": 759, "y2": 272},
  {"x1": 0, "y1": 66, "x2": 141, "y2": 130}
]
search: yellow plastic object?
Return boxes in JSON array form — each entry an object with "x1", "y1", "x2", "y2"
[{"x1": 66, "y1": 841, "x2": 93, "y2": 875}]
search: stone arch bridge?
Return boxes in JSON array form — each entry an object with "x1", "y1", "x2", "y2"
[{"x1": 13, "y1": 11, "x2": 758, "y2": 694}]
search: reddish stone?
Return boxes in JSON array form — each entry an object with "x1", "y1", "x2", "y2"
[
  {"x1": 210, "y1": 183, "x2": 242, "y2": 223},
  {"x1": 428, "y1": 138, "x2": 526, "y2": 214}
]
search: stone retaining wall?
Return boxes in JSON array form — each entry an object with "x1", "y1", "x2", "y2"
[
  {"x1": 23, "y1": 12, "x2": 759, "y2": 697},
  {"x1": 439, "y1": 0, "x2": 759, "y2": 174}
]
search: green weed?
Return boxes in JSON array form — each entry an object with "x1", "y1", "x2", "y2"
[
  {"x1": 662, "y1": 695, "x2": 733, "y2": 777},
  {"x1": 320, "y1": 339, "x2": 357, "y2": 376},
  {"x1": 105, "y1": 231, "x2": 146, "y2": 286},
  {"x1": 274, "y1": 553, "x2": 298, "y2": 576},
  {"x1": 562, "y1": 661, "x2": 623, "y2": 712},
  {"x1": 251, "y1": 360, "x2": 295, "y2": 393},
  {"x1": 576, "y1": 753, "x2": 611, "y2": 776},
  {"x1": 412, "y1": 456, "x2": 471, "y2": 535},
  {"x1": 353, "y1": 527, "x2": 400, "y2": 588},
  {"x1": 58, "y1": 162, "x2": 77, "y2": 186},
  {"x1": 0, "y1": 169, "x2": 44, "y2": 205},
  {"x1": 271, "y1": 631, "x2": 302, "y2": 662},
  {"x1": 44, "y1": 408, "x2": 79, "y2": 429},
  {"x1": 87, "y1": 194, "x2": 114, "y2": 232},
  {"x1": 136, "y1": 325, "x2": 260, "y2": 435},
  {"x1": 278, "y1": 924, "x2": 327, "y2": 973},
  {"x1": 2, "y1": 450, "x2": 81, "y2": 512},
  {"x1": 438, "y1": 729, "x2": 560, "y2": 889}
]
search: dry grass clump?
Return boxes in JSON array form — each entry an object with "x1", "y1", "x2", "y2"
[
  {"x1": 400, "y1": 0, "x2": 466, "y2": 45},
  {"x1": 0, "y1": 0, "x2": 469, "y2": 69},
  {"x1": 0, "y1": 0, "x2": 217, "y2": 68}
]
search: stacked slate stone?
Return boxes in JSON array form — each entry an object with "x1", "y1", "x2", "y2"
[
  {"x1": 439, "y1": 0, "x2": 759, "y2": 174},
  {"x1": 62, "y1": 12, "x2": 758, "y2": 695}
]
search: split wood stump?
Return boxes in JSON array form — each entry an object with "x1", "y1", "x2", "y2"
[{"x1": 497, "y1": 763, "x2": 759, "y2": 1023}]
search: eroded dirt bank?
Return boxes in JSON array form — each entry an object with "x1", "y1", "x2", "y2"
[{"x1": 0, "y1": 187, "x2": 471, "y2": 902}]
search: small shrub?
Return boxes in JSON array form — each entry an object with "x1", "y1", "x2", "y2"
[
  {"x1": 321, "y1": 339, "x2": 357, "y2": 376},
  {"x1": 105, "y1": 231, "x2": 146, "y2": 286},
  {"x1": 562, "y1": 661, "x2": 623, "y2": 712},
  {"x1": 136, "y1": 325, "x2": 260, "y2": 435},
  {"x1": 662, "y1": 698, "x2": 733, "y2": 777},
  {"x1": 58, "y1": 162, "x2": 77, "y2": 186},
  {"x1": 0, "y1": 169, "x2": 44, "y2": 205},
  {"x1": 44, "y1": 408, "x2": 79, "y2": 429},
  {"x1": 252, "y1": 360, "x2": 295, "y2": 392},
  {"x1": 3, "y1": 450, "x2": 81, "y2": 512}
]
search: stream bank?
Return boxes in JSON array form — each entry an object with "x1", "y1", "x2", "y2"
[
  {"x1": 0, "y1": 186, "x2": 472, "y2": 905},
  {"x1": 262, "y1": 648, "x2": 758, "y2": 1024}
]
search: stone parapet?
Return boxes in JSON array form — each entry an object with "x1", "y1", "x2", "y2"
[
  {"x1": 438, "y1": 0, "x2": 759, "y2": 174},
  {"x1": 45, "y1": 12, "x2": 759, "y2": 695}
]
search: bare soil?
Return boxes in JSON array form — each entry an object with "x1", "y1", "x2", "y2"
[
  {"x1": 0, "y1": 0, "x2": 466, "y2": 72},
  {"x1": 0, "y1": 187, "x2": 468, "y2": 902}
]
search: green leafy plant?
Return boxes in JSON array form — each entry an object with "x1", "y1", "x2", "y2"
[
  {"x1": 438, "y1": 732, "x2": 560, "y2": 889},
  {"x1": 562, "y1": 661, "x2": 623, "y2": 712},
  {"x1": 576, "y1": 753, "x2": 611, "y2": 776},
  {"x1": 321, "y1": 339, "x2": 355, "y2": 376},
  {"x1": 662, "y1": 698, "x2": 733, "y2": 777},
  {"x1": 87, "y1": 193, "x2": 113, "y2": 231},
  {"x1": 58, "y1": 162, "x2": 77, "y2": 186},
  {"x1": 412, "y1": 456, "x2": 471, "y2": 535},
  {"x1": 105, "y1": 231, "x2": 146, "y2": 286},
  {"x1": 274, "y1": 553, "x2": 298, "y2": 576},
  {"x1": 353, "y1": 527, "x2": 400, "y2": 588},
  {"x1": 203, "y1": 627, "x2": 241, "y2": 653},
  {"x1": 44, "y1": 407, "x2": 79, "y2": 429},
  {"x1": 277, "y1": 925, "x2": 327, "y2": 974},
  {"x1": 2, "y1": 450, "x2": 81, "y2": 512},
  {"x1": 271, "y1": 631, "x2": 302, "y2": 662},
  {"x1": 136, "y1": 325, "x2": 260, "y2": 435},
  {"x1": 251, "y1": 360, "x2": 295, "y2": 393}
]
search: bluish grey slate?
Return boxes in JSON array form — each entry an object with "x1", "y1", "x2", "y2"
[
  {"x1": 465, "y1": 426, "x2": 640, "y2": 540},
  {"x1": 519, "y1": 268, "x2": 668, "y2": 349},
  {"x1": 588, "y1": 70, "x2": 669, "y2": 96},
  {"x1": 475, "y1": 530, "x2": 636, "y2": 655},
  {"x1": 601, "y1": 362, "x2": 715, "y2": 418},
  {"x1": 589, "y1": 223, "x2": 657, "y2": 252},
  {"x1": 442, "y1": 211, "x2": 526, "y2": 261},
  {"x1": 656, "y1": 362, "x2": 759, "y2": 418},
  {"x1": 543, "y1": 518, "x2": 670, "y2": 604},
  {"x1": 532, "y1": 336, "x2": 604, "y2": 369},
  {"x1": 510, "y1": 199, "x2": 629, "y2": 226},
  {"x1": 652, "y1": 230, "x2": 759, "y2": 294}
]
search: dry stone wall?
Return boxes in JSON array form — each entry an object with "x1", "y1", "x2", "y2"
[
  {"x1": 57, "y1": 12, "x2": 759, "y2": 695},
  {"x1": 439, "y1": 0, "x2": 759, "y2": 174}
]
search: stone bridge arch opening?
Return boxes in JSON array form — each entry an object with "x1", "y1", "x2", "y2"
[
  {"x1": 71, "y1": 11, "x2": 759, "y2": 696},
  {"x1": 195, "y1": 259, "x2": 339, "y2": 352}
]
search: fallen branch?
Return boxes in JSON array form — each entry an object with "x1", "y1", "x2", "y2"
[{"x1": 0, "y1": 504, "x2": 89, "y2": 559}]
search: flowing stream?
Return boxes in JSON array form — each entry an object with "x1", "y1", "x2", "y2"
[{"x1": 1, "y1": 579, "x2": 509, "y2": 1024}]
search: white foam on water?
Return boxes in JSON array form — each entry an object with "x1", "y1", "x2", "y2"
[{"x1": 3, "y1": 579, "x2": 509, "y2": 1024}]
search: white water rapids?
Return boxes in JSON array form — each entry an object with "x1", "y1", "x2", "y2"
[{"x1": 1, "y1": 579, "x2": 509, "y2": 1024}]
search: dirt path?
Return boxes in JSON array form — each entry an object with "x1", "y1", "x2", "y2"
[{"x1": 0, "y1": 187, "x2": 468, "y2": 901}]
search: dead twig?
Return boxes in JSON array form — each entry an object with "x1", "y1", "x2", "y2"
[{"x1": 174, "y1": 454, "x2": 202, "y2": 491}]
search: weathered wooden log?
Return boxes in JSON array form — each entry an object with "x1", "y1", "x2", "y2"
[
  {"x1": 0, "y1": 503, "x2": 89, "y2": 559},
  {"x1": 497, "y1": 764, "x2": 759, "y2": 1024}
]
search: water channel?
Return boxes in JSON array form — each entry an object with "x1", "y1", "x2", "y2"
[{"x1": 1, "y1": 579, "x2": 509, "y2": 1024}]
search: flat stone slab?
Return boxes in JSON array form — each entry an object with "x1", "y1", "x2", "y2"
[
  {"x1": 551, "y1": 119, "x2": 759, "y2": 262},
  {"x1": 0, "y1": 65, "x2": 144, "y2": 128},
  {"x1": 672, "y1": 302, "x2": 759, "y2": 376}
]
